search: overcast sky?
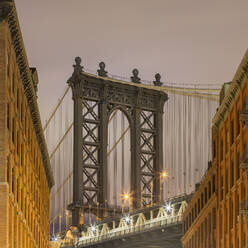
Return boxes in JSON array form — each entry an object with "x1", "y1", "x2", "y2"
[{"x1": 15, "y1": 0, "x2": 248, "y2": 123}]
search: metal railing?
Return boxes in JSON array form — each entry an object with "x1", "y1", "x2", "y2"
[{"x1": 77, "y1": 215, "x2": 181, "y2": 247}]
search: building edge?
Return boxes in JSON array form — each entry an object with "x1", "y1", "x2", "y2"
[
  {"x1": 0, "y1": 0, "x2": 54, "y2": 188},
  {"x1": 213, "y1": 49, "x2": 248, "y2": 129}
]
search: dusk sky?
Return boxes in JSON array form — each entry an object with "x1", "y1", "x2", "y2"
[{"x1": 15, "y1": 0, "x2": 248, "y2": 124}]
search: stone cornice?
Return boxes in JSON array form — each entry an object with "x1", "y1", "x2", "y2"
[
  {"x1": 212, "y1": 49, "x2": 248, "y2": 129},
  {"x1": 1, "y1": 1, "x2": 54, "y2": 188}
]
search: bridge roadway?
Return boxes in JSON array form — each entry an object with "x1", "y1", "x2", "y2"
[{"x1": 58, "y1": 194, "x2": 192, "y2": 248}]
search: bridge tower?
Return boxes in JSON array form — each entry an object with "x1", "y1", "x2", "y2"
[{"x1": 67, "y1": 57, "x2": 168, "y2": 226}]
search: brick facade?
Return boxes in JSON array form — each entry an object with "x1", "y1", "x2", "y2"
[
  {"x1": 182, "y1": 50, "x2": 248, "y2": 248},
  {"x1": 0, "y1": 1, "x2": 54, "y2": 247}
]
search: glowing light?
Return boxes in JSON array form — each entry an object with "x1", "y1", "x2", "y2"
[
  {"x1": 165, "y1": 203, "x2": 172, "y2": 213},
  {"x1": 90, "y1": 225, "x2": 96, "y2": 232},
  {"x1": 161, "y1": 170, "x2": 168, "y2": 179},
  {"x1": 121, "y1": 191, "x2": 131, "y2": 202},
  {"x1": 124, "y1": 215, "x2": 131, "y2": 224},
  {"x1": 53, "y1": 236, "x2": 59, "y2": 241}
]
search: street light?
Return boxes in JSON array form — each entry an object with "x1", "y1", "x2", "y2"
[
  {"x1": 121, "y1": 191, "x2": 132, "y2": 213},
  {"x1": 90, "y1": 225, "x2": 97, "y2": 233},
  {"x1": 124, "y1": 215, "x2": 131, "y2": 224},
  {"x1": 161, "y1": 170, "x2": 168, "y2": 179},
  {"x1": 165, "y1": 203, "x2": 172, "y2": 213}
]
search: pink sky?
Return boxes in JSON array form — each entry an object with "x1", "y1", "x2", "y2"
[{"x1": 15, "y1": 0, "x2": 248, "y2": 123}]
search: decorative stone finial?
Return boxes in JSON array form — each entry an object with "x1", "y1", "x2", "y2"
[
  {"x1": 153, "y1": 73, "x2": 163, "y2": 86},
  {"x1": 131, "y1": 68, "x2": 141, "y2": 83},
  {"x1": 73, "y1": 57, "x2": 83, "y2": 75},
  {"x1": 68, "y1": 57, "x2": 84, "y2": 84},
  {"x1": 97, "y1": 62, "x2": 108, "y2": 77}
]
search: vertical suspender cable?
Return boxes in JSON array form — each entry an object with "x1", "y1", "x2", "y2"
[{"x1": 121, "y1": 112, "x2": 125, "y2": 197}]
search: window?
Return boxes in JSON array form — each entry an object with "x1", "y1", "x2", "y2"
[
  {"x1": 231, "y1": 160, "x2": 234, "y2": 187},
  {"x1": 226, "y1": 129, "x2": 229, "y2": 154},
  {"x1": 237, "y1": 109, "x2": 240, "y2": 135},
  {"x1": 201, "y1": 193, "x2": 204, "y2": 209},
  {"x1": 231, "y1": 119, "x2": 234, "y2": 144},
  {"x1": 204, "y1": 187, "x2": 207, "y2": 204},
  {"x1": 213, "y1": 174, "x2": 216, "y2": 193},
  {"x1": 198, "y1": 198, "x2": 200, "y2": 214},
  {"x1": 221, "y1": 137, "x2": 224, "y2": 161},
  {"x1": 208, "y1": 181, "x2": 211, "y2": 198},
  {"x1": 213, "y1": 140, "x2": 216, "y2": 158},
  {"x1": 237, "y1": 152, "x2": 240, "y2": 180},
  {"x1": 225, "y1": 168, "x2": 229, "y2": 194},
  {"x1": 221, "y1": 176, "x2": 224, "y2": 200}
]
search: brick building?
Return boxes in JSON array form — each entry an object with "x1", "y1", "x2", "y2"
[
  {"x1": 182, "y1": 50, "x2": 248, "y2": 248},
  {"x1": 0, "y1": 0, "x2": 54, "y2": 247}
]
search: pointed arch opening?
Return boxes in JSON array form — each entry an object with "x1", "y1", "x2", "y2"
[{"x1": 107, "y1": 109, "x2": 131, "y2": 209}]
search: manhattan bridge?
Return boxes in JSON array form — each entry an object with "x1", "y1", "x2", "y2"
[{"x1": 46, "y1": 57, "x2": 221, "y2": 247}]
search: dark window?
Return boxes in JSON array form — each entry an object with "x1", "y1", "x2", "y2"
[
  {"x1": 231, "y1": 160, "x2": 234, "y2": 187},
  {"x1": 231, "y1": 119, "x2": 234, "y2": 144},
  {"x1": 225, "y1": 168, "x2": 229, "y2": 194},
  {"x1": 221, "y1": 137, "x2": 224, "y2": 161},
  {"x1": 237, "y1": 152, "x2": 240, "y2": 179},
  {"x1": 198, "y1": 198, "x2": 200, "y2": 213},
  {"x1": 237, "y1": 110, "x2": 240, "y2": 135},
  {"x1": 201, "y1": 193, "x2": 204, "y2": 209},
  {"x1": 204, "y1": 187, "x2": 207, "y2": 204},
  {"x1": 221, "y1": 176, "x2": 224, "y2": 200},
  {"x1": 226, "y1": 129, "x2": 229, "y2": 154},
  {"x1": 213, "y1": 174, "x2": 216, "y2": 193}
]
